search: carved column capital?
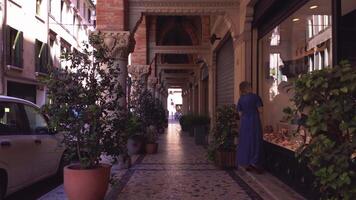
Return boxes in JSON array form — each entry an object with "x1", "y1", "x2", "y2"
[
  {"x1": 128, "y1": 65, "x2": 150, "y2": 79},
  {"x1": 148, "y1": 78, "x2": 158, "y2": 88},
  {"x1": 97, "y1": 31, "x2": 136, "y2": 60}
]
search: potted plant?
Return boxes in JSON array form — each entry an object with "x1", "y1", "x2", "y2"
[
  {"x1": 193, "y1": 115, "x2": 210, "y2": 145},
  {"x1": 284, "y1": 61, "x2": 356, "y2": 200},
  {"x1": 42, "y1": 33, "x2": 126, "y2": 200},
  {"x1": 135, "y1": 90, "x2": 162, "y2": 154},
  {"x1": 207, "y1": 105, "x2": 239, "y2": 169},
  {"x1": 154, "y1": 98, "x2": 168, "y2": 134},
  {"x1": 126, "y1": 114, "x2": 145, "y2": 155},
  {"x1": 145, "y1": 125, "x2": 159, "y2": 154}
]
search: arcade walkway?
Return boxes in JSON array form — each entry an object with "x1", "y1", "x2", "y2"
[{"x1": 40, "y1": 122, "x2": 305, "y2": 200}]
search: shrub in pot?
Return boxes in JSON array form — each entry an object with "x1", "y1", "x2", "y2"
[
  {"x1": 192, "y1": 115, "x2": 210, "y2": 145},
  {"x1": 42, "y1": 33, "x2": 127, "y2": 200},
  {"x1": 135, "y1": 90, "x2": 163, "y2": 153},
  {"x1": 126, "y1": 114, "x2": 144, "y2": 155},
  {"x1": 145, "y1": 125, "x2": 159, "y2": 154},
  {"x1": 284, "y1": 61, "x2": 356, "y2": 200},
  {"x1": 154, "y1": 99, "x2": 168, "y2": 134},
  {"x1": 207, "y1": 105, "x2": 239, "y2": 169}
]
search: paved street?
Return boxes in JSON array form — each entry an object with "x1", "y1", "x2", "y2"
[{"x1": 38, "y1": 122, "x2": 304, "y2": 200}]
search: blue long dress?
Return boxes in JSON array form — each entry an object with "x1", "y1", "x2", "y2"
[{"x1": 237, "y1": 93, "x2": 263, "y2": 167}]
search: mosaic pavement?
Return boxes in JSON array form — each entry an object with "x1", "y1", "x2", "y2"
[{"x1": 40, "y1": 122, "x2": 305, "y2": 200}]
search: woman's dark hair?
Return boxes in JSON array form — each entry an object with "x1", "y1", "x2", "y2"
[{"x1": 239, "y1": 81, "x2": 251, "y2": 95}]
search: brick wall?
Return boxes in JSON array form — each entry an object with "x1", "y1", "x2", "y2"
[
  {"x1": 96, "y1": 0, "x2": 127, "y2": 31},
  {"x1": 131, "y1": 17, "x2": 147, "y2": 64}
]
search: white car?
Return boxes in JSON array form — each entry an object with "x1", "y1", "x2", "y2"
[{"x1": 0, "y1": 96, "x2": 66, "y2": 199}]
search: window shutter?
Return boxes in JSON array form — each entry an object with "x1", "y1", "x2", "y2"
[
  {"x1": 5, "y1": 26, "x2": 10, "y2": 65},
  {"x1": 35, "y1": 40, "x2": 39, "y2": 72},
  {"x1": 18, "y1": 31, "x2": 23, "y2": 67}
]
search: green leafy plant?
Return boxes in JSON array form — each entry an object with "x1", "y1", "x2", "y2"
[
  {"x1": 284, "y1": 61, "x2": 356, "y2": 199},
  {"x1": 134, "y1": 90, "x2": 167, "y2": 142},
  {"x1": 42, "y1": 33, "x2": 127, "y2": 169},
  {"x1": 192, "y1": 115, "x2": 210, "y2": 126},
  {"x1": 208, "y1": 105, "x2": 239, "y2": 161},
  {"x1": 179, "y1": 114, "x2": 194, "y2": 131},
  {"x1": 145, "y1": 125, "x2": 158, "y2": 144}
]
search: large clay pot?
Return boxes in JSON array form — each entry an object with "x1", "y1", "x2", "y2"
[
  {"x1": 145, "y1": 143, "x2": 158, "y2": 154},
  {"x1": 64, "y1": 164, "x2": 111, "y2": 200}
]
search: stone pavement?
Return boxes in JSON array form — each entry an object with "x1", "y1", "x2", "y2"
[{"x1": 40, "y1": 121, "x2": 305, "y2": 200}]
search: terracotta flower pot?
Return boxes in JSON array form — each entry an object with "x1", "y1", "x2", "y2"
[
  {"x1": 145, "y1": 143, "x2": 158, "y2": 154},
  {"x1": 64, "y1": 163, "x2": 111, "y2": 200}
]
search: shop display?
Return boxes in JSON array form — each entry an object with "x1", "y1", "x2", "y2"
[{"x1": 263, "y1": 124, "x2": 311, "y2": 151}]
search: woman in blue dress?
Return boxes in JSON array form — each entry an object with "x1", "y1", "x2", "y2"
[{"x1": 237, "y1": 81, "x2": 263, "y2": 173}]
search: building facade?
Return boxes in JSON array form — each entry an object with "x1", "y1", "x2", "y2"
[{"x1": 1, "y1": 0, "x2": 95, "y2": 106}]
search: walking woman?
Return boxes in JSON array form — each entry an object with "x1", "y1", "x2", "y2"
[{"x1": 236, "y1": 81, "x2": 264, "y2": 173}]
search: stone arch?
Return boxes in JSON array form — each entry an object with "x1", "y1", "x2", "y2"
[{"x1": 157, "y1": 17, "x2": 201, "y2": 46}]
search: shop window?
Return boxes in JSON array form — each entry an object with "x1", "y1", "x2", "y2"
[
  {"x1": 270, "y1": 27, "x2": 280, "y2": 46},
  {"x1": 35, "y1": 40, "x2": 49, "y2": 73},
  {"x1": 340, "y1": 0, "x2": 356, "y2": 65},
  {"x1": 6, "y1": 26, "x2": 23, "y2": 68},
  {"x1": 259, "y1": 0, "x2": 332, "y2": 151}
]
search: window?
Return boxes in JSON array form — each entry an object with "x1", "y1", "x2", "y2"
[
  {"x1": 87, "y1": 8, "x2": 91, "y2": 23},
  {"x1": 258, "y1": 0, "x2": 332, "y2": 145},
  {"x1": 340, "y1": 0, "x2": 356, "y2": 65},
  {"x1": 6, "y1": 26, "x2": 23, "y2": 68},
  {"x1": 36, "y1": 0, "x2": 43, "y2": 16},
  {"x1": 23, "y1": 105, "x2": 49, "y2": 135},
  {"x1": 49, "y1": 38, "x2": 55, "y2": 68},
  {"x1": 60, "y1": 0, "x2": 64, "y2": 23},
  {"x1": 35, "y1": 40, "x2": 49, "y2": 73},
  {"x1": 0, "y1": 102, "x2": 26, "y2": 135}
]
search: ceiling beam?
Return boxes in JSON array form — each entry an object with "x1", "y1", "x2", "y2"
[
  {"x1": 153, "y1": 45, "x2": 210, "y2": 54},
  {"x1": 157, "y1": 64, "x2": 199, "y2": 70}
]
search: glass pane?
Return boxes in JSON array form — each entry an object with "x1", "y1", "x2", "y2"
[
  {"x1": 23, "y1": 105, "x2": 49, "y2": 135},
  {"x1": 0, "y1": 102, "x2": 26, "y2": 135},
  {"x1": 341, "y1": 0, "x2": 356, "y2": 65},
  {"x1": 259, "y1": 0, "x2": 332, "y2": 151}
]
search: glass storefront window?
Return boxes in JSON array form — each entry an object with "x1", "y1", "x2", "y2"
[
  {"x1": 259, "y1": 0, "x2": 332, "y2": 151},
  {"x1": 341, "y1": 0, "x2": 356, "y2": 65}
]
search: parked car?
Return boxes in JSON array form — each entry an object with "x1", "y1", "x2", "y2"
[{"x1": 0, "y1": 96, "x2": 66, "y2": 199}]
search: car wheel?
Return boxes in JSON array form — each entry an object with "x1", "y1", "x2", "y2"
[{"x1": 57, "y1": 154, "x2": 69, "y2": 181}]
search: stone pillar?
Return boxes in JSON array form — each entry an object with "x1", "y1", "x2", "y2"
[
  {"x1": 128, "y1": 65, "x2": 150, "y2": 86},
  {"x1": 102, "y1": 31, "x2": 135, "y2": 108}
]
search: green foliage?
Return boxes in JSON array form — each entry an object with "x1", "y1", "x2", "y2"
[
  {"x1": 134, "y1": 89, "x2": 167, "y2": 142},
  {"x1": 179, "y1": 114, "x2": 210, "y2": 131},
  {"x1": 42, "y1": 33, "x2": 127, "y2": 169},
  {"x1": 207, "y1": 105, "x2": 239, "y2": 161},
  {"x1": 285, "y1": 61, "x2": 356, "y2": 199},
  {"x1": 179, "y1": 114, "x2": 194, "y2": 131}
]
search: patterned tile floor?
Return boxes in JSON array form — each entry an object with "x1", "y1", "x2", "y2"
[{"x1": 40, "y1": 122, "x2": 305, "y2": 200}]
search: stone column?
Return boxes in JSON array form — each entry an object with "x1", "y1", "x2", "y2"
[
  {"x1": 102, "y1": 31, "x2": 135, "y2": 108},
  {"x1": 128, "y1": 65, "x2": 150, "y2": 86}
]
